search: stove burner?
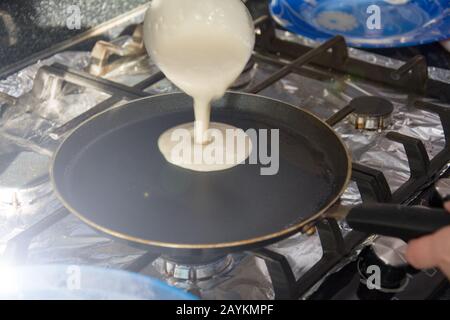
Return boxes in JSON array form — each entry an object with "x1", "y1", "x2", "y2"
[
  {"x1": 154, "y1": 255, "x2": 234, "y2": 282},
  {"x1": 349, "y1": 96, "x2": 394, "y2": 131}
]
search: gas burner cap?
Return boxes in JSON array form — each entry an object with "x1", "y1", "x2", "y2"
[
  {"x1": 349, "y1": 96, "x2": 394, "y2": 131},
  {"x1": 154, "y1": 255, "x2": 234, "y2": 282}
]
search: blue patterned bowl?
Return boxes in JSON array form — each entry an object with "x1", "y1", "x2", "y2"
[
  {"x1": 0, "y1": 265, "x2": 196, "y2": 300},
  {"x1": 270, "y1": 0, "x2": 450, "y2": 48}
]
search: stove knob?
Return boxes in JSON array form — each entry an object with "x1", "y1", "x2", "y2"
[{"x1": 358, "y1": 237, "x2": 409, "y2": 290}]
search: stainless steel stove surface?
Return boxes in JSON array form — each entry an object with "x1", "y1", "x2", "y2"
[{"x1": 0, "y1": 5, "x2": 449, "y2": 300}]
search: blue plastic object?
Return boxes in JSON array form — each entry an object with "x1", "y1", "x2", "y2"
[
  {"x1": 0, "y1": 265, "x2": 196, "y2": 300},
  {"x1": 269, "y1": 0, "x2": 450, "y2": 48}
]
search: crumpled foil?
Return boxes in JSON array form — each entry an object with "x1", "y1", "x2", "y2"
[{"x1": 0, "y1": 28, "x2": 448, "y2": 299}]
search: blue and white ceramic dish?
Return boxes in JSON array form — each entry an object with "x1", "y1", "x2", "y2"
[
  {"x1": 269, "y1": 0, "x2": 450, "y2": 48},
  {"x1": 0, "y1": 265, "x2": 196, "y2": 300}
]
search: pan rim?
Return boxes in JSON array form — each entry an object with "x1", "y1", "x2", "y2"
[{"x1": 50, "y1": 91, "x2": 352, "y2": 250}]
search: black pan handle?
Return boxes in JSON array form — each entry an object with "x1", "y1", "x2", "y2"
[{"x1": 346, "y1": 204, "x2": 450, "y2": 242}]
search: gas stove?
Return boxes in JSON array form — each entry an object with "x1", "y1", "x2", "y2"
[{"x1": 0, "y1": 2, "x2": 449, "y2": 300}]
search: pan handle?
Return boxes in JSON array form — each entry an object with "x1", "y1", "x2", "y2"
[{"x1": 346, "y1": 204, "x2": 450, "y2": 242}]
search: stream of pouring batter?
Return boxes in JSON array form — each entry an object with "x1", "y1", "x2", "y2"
[
  {"x1": 152, "y1": 30, "x2": 252, "y2": 145},
  {"x1": 144, "y1": 0, "x2": 255, "y2": 171}
]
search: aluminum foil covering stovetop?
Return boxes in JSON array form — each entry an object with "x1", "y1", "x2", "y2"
[{"x1": 0, "y1": 30, "x2": 448, "y2": 300}]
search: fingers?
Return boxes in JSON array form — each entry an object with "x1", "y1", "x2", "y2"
[
  {"x1": 444, "y1": 201, "x2": 450, "y2": 213},
  {"x1": 406, "y1": 201, "x2": 450, "y2": 279},
  {"x1": 440, "y1": 202, "x2": 450, "y2": 278},
  {"x1": 406, "y1": 234, "x2": 438, "y2": 269},
  {"x1": 433, "y1": 226, "x2": 450, "y2": 279},
  {"x1": 406, "y1": 226, "x2": 450, "y2": 278}
]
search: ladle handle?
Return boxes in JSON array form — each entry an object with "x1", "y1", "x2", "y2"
[{"x1": 346, "y1": 204, "x2": 450, "y2": 242}]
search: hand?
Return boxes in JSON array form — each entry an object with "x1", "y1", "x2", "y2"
[{"x1": 406, "y1": 202, "x2": 450, "y2": 279}]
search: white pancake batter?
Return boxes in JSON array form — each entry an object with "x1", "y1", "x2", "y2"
[
  {"x1": 144, "y1": 0, "x2": 255, "y2": 171},
  {"x1": 158, "y1": 122, "x2": 253, "y2": 172}
]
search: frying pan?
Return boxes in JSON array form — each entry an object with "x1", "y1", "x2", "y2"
[{"x1": 51, "y1": 92, "x2": 450, "y2": 261}]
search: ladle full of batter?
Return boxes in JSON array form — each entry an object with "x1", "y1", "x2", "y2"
[{"x1": 143, "y1": 0, "x2": 255, "y2": 171}]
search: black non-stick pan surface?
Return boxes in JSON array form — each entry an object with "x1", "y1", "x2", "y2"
[{"x1": 51, "y1": 92, "x2": 350, "y2": 254}]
